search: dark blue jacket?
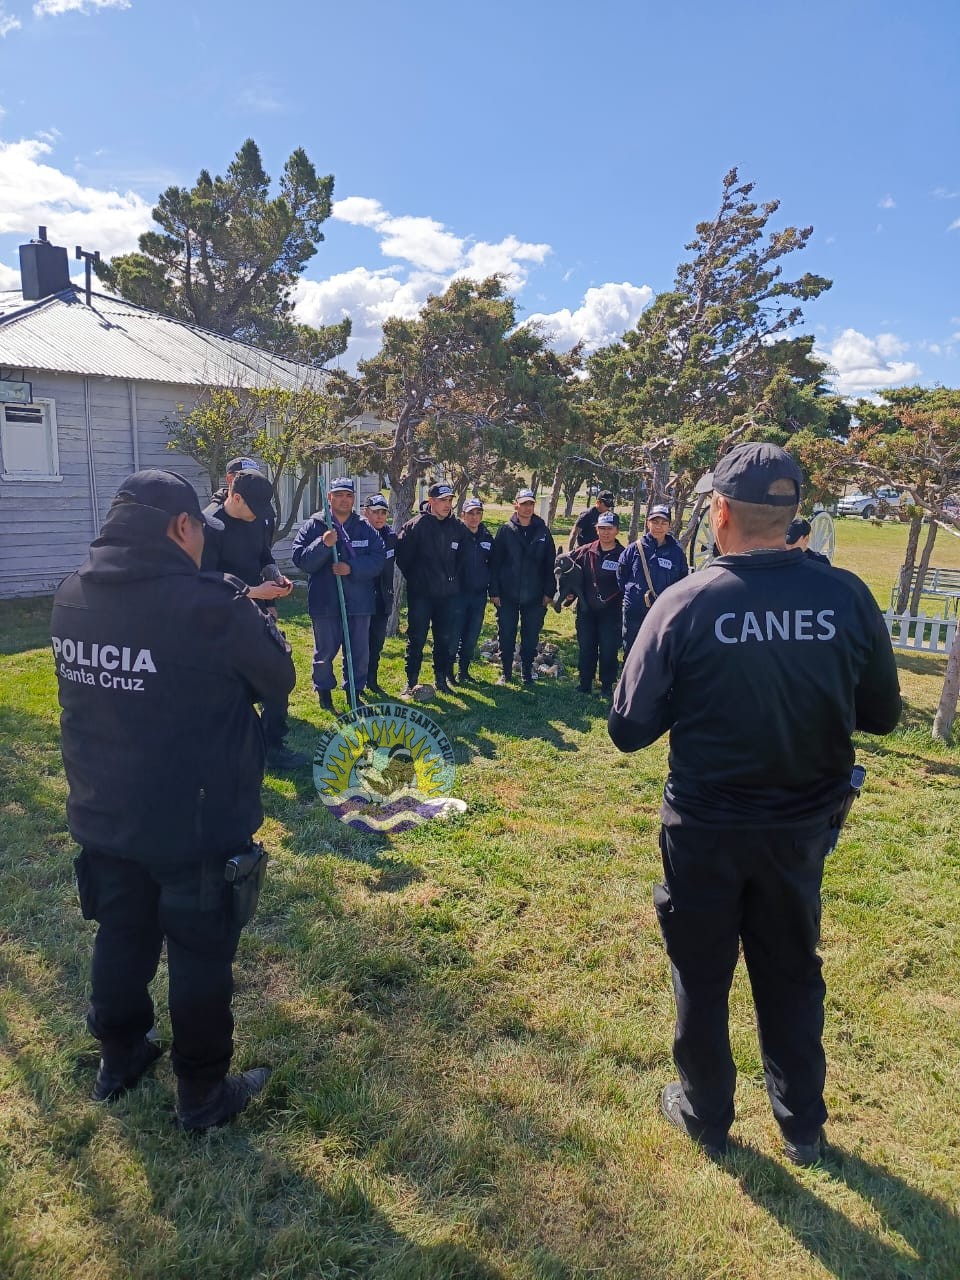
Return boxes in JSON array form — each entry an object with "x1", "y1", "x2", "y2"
[
  {"x1": 618, "y1": 532, "x2": 688, "y2": 624},
  {"x1": 571, "y1": 538, "x2": 625, "y2": 613},
  {"x1": 489, "y1": 514, "x2": 556, "y2": 605},
  {"x1": 373, "y1": 524, "x2": 398, "y2": 615},
  {"x1": 456, "y1": 522, "x2": 494, "y2": 595},
  {"x1": 291, "y1": 511, "x2": 386, "y2": 617},
  {"x1": 395, "y1": 512, "x2": 466, "y2": 598}
]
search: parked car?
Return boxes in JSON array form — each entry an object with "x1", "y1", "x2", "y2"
[{"x1": 837, "y1": 486, "x2": 901, "y2": 519}]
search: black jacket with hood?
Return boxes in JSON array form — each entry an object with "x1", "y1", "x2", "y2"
[
  {"x1": 52, "y1": 503, "x2": 295, "y2": 866},
  {"x1": 489, "y1": 514, "x2": 556, "y2": 605}
]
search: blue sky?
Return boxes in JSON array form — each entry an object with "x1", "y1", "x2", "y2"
[{"x1": 1, "y1": 0, "x2": 957, "y2": 396}]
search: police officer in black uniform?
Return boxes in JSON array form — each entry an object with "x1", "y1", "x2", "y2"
[
  {"x1": 203, "y1": 467, "x2": 307, "y2": 769},
  {"x1": 569, "y1": 510, "x2": 624, "y2": 696},
  {"x1": 609, "y1": 443, "x2": 901, "y2": 1164},
  {"x1": 53, "y1": 469, "x2": 296, "y2": 1131},
  {"x1": 395, "y1": 482, "x2": 465, "y2": 695},
  {"x1": 449, "y1": 496, "x2": 493, "y2": 684},
  {"x1": 489, "y1": 488, "x2": 556, "y2": 685},
  {"x1": 362, "y1": 493, "x2": 397, "y2": 694}
]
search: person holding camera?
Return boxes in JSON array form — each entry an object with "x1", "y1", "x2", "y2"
[
  {"x1": 609, "y1": 444, "x2": 901, "y2": 1165},
  {"x1": 53, "y1": 470, "x2": 296, "y2": 1131},
  {"x1": 202, "y1": 466, "x2": 306, "y2": 770}
]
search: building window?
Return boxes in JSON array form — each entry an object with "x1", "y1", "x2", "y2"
[{"x1": 0, "y1": 399, "x2": 62, "y2": 481}]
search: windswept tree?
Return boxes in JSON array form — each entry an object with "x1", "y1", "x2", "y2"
[
  {"x1": 97, "y1": 138, "x2": 350, "y2": 363},
  {"x1": 329, "y1": 276, "x2": 551, "y2": 525},
  {"x1": 848, "y1": 387, "x2": 960, "y2": 613},
  {"x1": 165, "y1": 380, "x2": 335, "y2": 539},
  {"x1": 586, "y1": 168, "x2": 840, "y2": 540}
]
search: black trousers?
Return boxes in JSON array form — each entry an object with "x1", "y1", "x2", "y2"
[
  {"x1": 449, "y1": 590, "x2": 488, "y2": 674},
  {"x1": 496, "y1": 599, "x2": 546, "y2": 674},
  {"x1": 260, "y1": 695, "x2": 288, "y2": 749},
  {"x1": 654, "y1": 823, "x2": 831, "y2": 1147},
  {"x1": 75, "y1": 849, "x2": 244, "y2": 1086},
  {"x1": 405, "y1": 591, "x2": 453, "y2": 685},
  {"x1": 575, "y1": 606, "x2": 621, "y2": 689},
  {"x1": 368, "y1": 608, "x2": 389, "y2": 684}
]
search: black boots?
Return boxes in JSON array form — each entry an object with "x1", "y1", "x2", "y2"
[
  {"x1": 177, "y1": 1066, "x2": 272, "y2": 1133},
  {"x1": 318, "y1": 689, "x2": 334, "y2": 711},
  {"x1": 92, "y1": 1031, "x2": 164, "y2": 1102}
]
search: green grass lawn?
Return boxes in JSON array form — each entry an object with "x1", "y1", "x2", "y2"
[{"x1": 1, "y1": 519, "x2": 959, "y2": 1279}]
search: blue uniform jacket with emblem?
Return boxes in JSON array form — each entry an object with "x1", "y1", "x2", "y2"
[
  {"x1": 618, "y1": 532, "x2": 688, "y2": 623},
  {"x1": 373, "y1": 523, "x2": 398, "y2": 614},
  {"x1": 456, "y1": 521, "x2": 494, "y2": 594},
  {"x1": 291, "y1": 511, "x2": 386, "y2": 616}
]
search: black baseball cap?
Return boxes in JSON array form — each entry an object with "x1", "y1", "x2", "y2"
[
  {"x1": 597, "y1": 511, "x2": 620, "y2": 527},
  {"x1": 786, "y1": 517, "x2": 812, "y2": 545},
  {"x1": 462, "y1": 497, "x2": 483, "y2": 512},
  {"x1": 695, "y1": 443, "x2": 802, "y2": 507},
  {"x1": 231, "y1": 469, "x2": 275, "y2": 519},
  {"x1": 598, "y1": 490, "x2": 615, "y2": 506},
  {"x1": 648, "y1": 504, "x2": 671, "y2": 520},
  {"x1": 226, "y1": 456, "x2": 259, "y2": 474},
  {"x1": 114, "y1": 469, "x2": 223, "y2": 529},
  {"x1": 364, "y1": 493, "x2": 389, "y2": 510},
  {"x1": 428, "y1": 482, "x2": 454, "y2": 498}
]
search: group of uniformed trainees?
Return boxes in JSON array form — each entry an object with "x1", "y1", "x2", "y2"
[
  {"x1": 52, "y1": 441, "x2": 902, "y2": 1162},
  {"x1": 280, "y1": 476, "x2": 691, "y2": 712}
]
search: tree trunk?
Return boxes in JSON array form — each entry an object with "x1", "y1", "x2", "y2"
[
  {"x1": 908, "y1": 519, "x2": 938, "y2": 617},
  {"x1": 530, "y1": 470, "x2": 539, "y2": 495},
  {"x1": 895, "y1": 514, "x2": 923, "y2": 613},
  {"x1": 386, "y1": 472, "x2": 418, "y2": 637},
  {"x1": 933, "y1": 620, "x2": 960, "y2": 743},
  {"x1": 629, "y1": 488, "x2": 644, "y2": 543},
  {"x1": 547, "y1": 460, "x2": 565, "y2": 527},
  {"x1": 274, "y1": 470, "x2": 311, "y2": 541},
  {"x1": 651, "y1": 455, "x2": 671, "y2": 504}
]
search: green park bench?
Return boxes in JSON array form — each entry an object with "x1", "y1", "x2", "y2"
[{"x1": 889, "y1": 566, "x2": 960, "y2": 616}]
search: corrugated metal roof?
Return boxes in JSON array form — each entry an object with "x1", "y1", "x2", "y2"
[{"x1": 0, "y1": 287, "x2": 323, "y2": 390}]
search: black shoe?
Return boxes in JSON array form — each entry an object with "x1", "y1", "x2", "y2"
[
  {"x1": 266, "y1": 745, "x2": 310, "y2": 771},
  {"x1": 446, "y1": 669, "x2": 459, "y2": 685},
  {"x1": 92, "y1": 1031, "x2": 164, "y2": 1103},
  {"x1": 366, "y1": 680, "x2": 385, "y2": 696},
  {"x1": 783, "y1": 1130, "x2": 826, "y2": 1167},
  {"x1": 177, "y1": 1066, "x2": 272, "y2": 1133},
  {"x1": 458, "y1": 668, "x2": 475, "y2": 684},
  {"x1": 659, "y1": 1082, "x2": 727, "y2": 1159},
  {"x1": 578, "y1": 683, "x2": 592, "y2": 694},
  {"x1": 318, "y1": 690, "x2": 334, "y2": 711},
  {"x1": 495, "y1": 672, "x2": 512, "y2": 686},
  {"x1": 600, "y1": 685, "x2": 614, "y2": 698},
  {"x1": 435, "y1": 675, "x2": 451, "y2": 693}
]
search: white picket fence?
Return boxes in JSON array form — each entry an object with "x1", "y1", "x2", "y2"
[{"x1": 884, "y1": 608, "x2": 957, "y2": 655}]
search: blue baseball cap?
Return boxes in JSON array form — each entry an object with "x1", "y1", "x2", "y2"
[
  {"x1": 329, "y1": 476, "x2": 355, "y2": 493},
  {"x1": 597, "y1": 511, "x2": 620, "y2": 527},
  {"x1": 515, "y1": 487, "x2": 536, "y2": 502},
  {"x1": 462, "y1": 497, "x2": 483, "y2": 512},
  {"x1": 364, "y1": 493, "x2": 389, "y2": 510},
  {"x1": 428, "y1": 482, "x2": 454, "y2": 498}
]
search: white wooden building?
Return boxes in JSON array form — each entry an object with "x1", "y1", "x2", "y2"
[{"x1": 0, "y1": 232, "x2": 379, "y2": 598}]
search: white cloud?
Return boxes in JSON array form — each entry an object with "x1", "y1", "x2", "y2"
[
  {"x1": 294, "y1": 266, "x2": 442, "y2": 365},
  {"x1": 0, "y1": 260, "x2": 20, "y2": 289},
  {"x1": 376, "y1": 214, "x2": 464, "y2": 272},
  {"x1": 332, "y1": 196, "x2": 389, "y2": 229},
  {"x1": 933, "y1": 186, "x2": 960, "y2": 199},
  {"x1": 525, "y1": 281, "x2": 653, "y2": 352},
  {"x1": 34, "y1": 0, "x2": 130, "y2": 15},
  {"x1": 0, "y1": 136, "x2": 152, "y2": 257},
  {"x1": 0, "y1": 8, "x2": 21, "y2": 35},
  {"x1": 949, "y1": 218, "x2": 960, "y2": 232},
  {"x1": 459, "y1": 234, "x2": 550, "y2": 289},
  {"x1": 816, "y1": 329, "x2": 921, "y2": 397},
  {"x1": 877, "y1": 195, "x2": 896, "y2": 209}
]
